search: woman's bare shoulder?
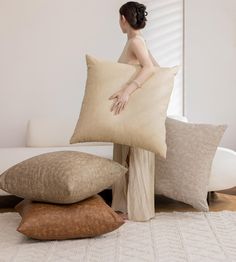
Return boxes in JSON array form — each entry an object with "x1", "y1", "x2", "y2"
[
  {"x1": 128, "y1": 35, "x2": 147, "y2": 50},
  {"x1": 128, "y1": 35, "x2": 146, "y2": 44}
]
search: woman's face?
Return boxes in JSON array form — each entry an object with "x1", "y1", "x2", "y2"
[{"x1": 119, "y1": 14, "x2": 127, "y2": 33}]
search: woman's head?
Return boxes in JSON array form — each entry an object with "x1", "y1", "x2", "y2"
[{"x1": 119, "y1": 1, "x2": 148, "y2": 32}]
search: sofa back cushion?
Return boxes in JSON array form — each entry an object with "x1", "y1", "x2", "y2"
[
  {"x1": 26, "y1": 117, "x2": 111, "y2": 147},
  {"x1": 26, "y1": 115, "x2": 187, "y2": 147}
]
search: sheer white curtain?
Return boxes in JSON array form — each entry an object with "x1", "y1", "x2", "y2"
[{"x1": 142, "y1": 0, "x2": 184, "y2": 115}]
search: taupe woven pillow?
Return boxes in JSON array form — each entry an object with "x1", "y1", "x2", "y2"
[
  {"x1": 15, "y1": 195, "x2": 124, "y2": 240},
  {"x1": 0, "y1": 151, "x2": 128, "y2": 204},
  {"x1": 70, "y1": 54, "x2": 179, "y2": 158},
  {"x1": 155, "y1": 117, "x2": 227, "y2": 211}
]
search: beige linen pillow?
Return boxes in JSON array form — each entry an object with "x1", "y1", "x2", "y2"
[
  {"x1": 69, "y1": 54, "x2": 179, "y2": 158},
  {"x1": 0, "y1": 151, "x2": 128, "y2": 204},
  {"x1": 15, "y1": 195, "x2": 124, "y2": 240},
  {"x1": 155, "y1": 117, "x2": 227, "y2": 211}
]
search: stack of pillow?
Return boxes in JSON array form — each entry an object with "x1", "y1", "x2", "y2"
[
  {"x1": 0, "y1": 150, "x2": 128, "y2": 240},
  {"x1": 0, "y1": 54, "x2": 228, "y2": 241}
]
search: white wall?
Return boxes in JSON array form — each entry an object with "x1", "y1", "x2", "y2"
[
  {"x1": 0, "y1": 0, "x2": 125, "y2": 147},
  {"x1": 184, "y1": 0, "x2": 236, "y2": 150}
]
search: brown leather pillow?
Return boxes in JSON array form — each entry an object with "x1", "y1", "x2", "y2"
[{"x1": 15, "y1": 194, "x2": 124, "y2": 240}]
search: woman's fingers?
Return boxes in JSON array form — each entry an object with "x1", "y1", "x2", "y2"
[
  {"x1": 116, "y1": 101, "x2": 125, "y2": 115},
  {"x1": 111, "y1": 99, "x2": 119, "y2": 112},
  {"x1": 110, "y1": 96, "x2": 128, "y2": 115},
  {"x1": 110, "y1": 99, "x2": 117, "y2": 111},
  {"x1": 118, "y1": 102, "x2": 125, "y2": 114},
  {"x1": 122, "y1": 101, "x2": 126, "y2": 111},
  {"x1": 114, "y1": 102, "x2": 121, "y2": 115}
]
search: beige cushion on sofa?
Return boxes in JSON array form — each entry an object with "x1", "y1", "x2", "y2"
[
  {"x1": 70, "y1": 54, "x2": 179, "y2": 158},
  {"x1": 155, "y1": 117, "x2": 227, "y2": 211},
  {"x1": 0, "y1": 151, "x2": 128, "y2": 204}
]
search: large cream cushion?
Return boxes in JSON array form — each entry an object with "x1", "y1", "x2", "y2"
[{"x1": 70, "y1": 54, "x2": 179, "y2": 158}]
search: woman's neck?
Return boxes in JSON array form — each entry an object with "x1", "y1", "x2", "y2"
[{"x1": 127, "y1": 31, "x2": 143, "y2": 40}]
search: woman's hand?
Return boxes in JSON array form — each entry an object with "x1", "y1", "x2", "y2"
[{"x1": 108, "y1": 85, "x2": 130, "y2": 115}]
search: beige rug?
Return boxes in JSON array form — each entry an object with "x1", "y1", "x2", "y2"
[{"x1": 1, "y1": 211, "x2": 236, "y2": 261}]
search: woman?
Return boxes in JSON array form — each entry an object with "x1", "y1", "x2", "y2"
[{"x1": 109, "y1": 1, "x2": 160, "y2": 222}]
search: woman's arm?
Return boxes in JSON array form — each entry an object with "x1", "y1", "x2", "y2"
[
  {"x1": 124, "y1": 38, "x2": 155, "y2": 96},
  {"x1": 109, "y1": 38, "x2": 157, "y2": 115}
]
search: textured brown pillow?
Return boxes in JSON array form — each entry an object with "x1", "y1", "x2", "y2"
[
  {"x1": 15, "y1": 194, "x2": 124, "y2": 240},
  {"x1": 70, "y1": 54, "x2": 179, "y2": 158},
  {"x1": 155, "y1": 117, "x2": 227, "y2": 211},
  {"x1": 0, "y1": 151, "x2": 128, "y2": 204}
]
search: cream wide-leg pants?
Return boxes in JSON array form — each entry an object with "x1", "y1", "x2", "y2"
[{"x1": 111, "y1": 143, "x2": 155, "y2": 222}]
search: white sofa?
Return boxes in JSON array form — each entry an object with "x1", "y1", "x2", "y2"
[{"x1": 0, "y1": 115, "x2": 235, "y2": 196}]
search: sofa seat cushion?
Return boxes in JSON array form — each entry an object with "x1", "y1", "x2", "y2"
[{"x1": 209, "y1": 147, "x2": 236, "y2": 191}]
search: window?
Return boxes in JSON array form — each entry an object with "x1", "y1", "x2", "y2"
[{"x1": 143, "y1": 0, "x2": 184, "y2": 115}]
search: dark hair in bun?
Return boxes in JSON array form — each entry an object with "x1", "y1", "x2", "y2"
[{"x1": 119, "y1": 1, "x2": 148, "y2": 30}]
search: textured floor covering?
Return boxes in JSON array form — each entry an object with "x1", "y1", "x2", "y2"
[{"x1": 1, "y1": 211, "x2": 236, "y2": 262}]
